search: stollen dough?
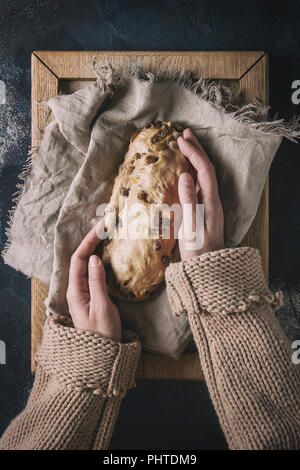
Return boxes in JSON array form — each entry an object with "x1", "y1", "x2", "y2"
[{"x1": 103, "y1": 121, "x2": 190, "y2": 301}]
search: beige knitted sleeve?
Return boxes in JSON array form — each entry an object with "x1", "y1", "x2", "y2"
[
  {"x1": 0, "y1": 315, "x2": 141, "y2": 450},
  {"x1": 166, "y1": 247, "x2": 300, "y2": 450}
]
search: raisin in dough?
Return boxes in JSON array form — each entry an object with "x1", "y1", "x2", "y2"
[{"x1": 103, "y1": 121, "x2": 190, "y2": 301}]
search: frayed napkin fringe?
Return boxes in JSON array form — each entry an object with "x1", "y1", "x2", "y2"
[
  {"x1": 94, "y1": 58, "x2": 300, "y2": 143},
  {"x1": 2, "y1": 147, "x2": 39, "y2": 261}
]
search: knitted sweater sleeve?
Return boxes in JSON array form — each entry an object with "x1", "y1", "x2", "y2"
[
  {"x1": 165, "y1": 247, "x2": 300, "y2": 450},
  {"x1": 0, "y1": 315, "x2": 141, "y2": 450}
]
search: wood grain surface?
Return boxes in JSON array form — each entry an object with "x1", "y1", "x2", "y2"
[{"x1": 31, "y1": 51, "x2": 269, "y2": 379}]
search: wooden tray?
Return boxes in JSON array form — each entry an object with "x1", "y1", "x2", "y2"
[{"x1": 31, "y1": 51, "x2": 269, "y2": 379}]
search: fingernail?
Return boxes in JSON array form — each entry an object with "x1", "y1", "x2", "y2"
[
  {"x1": 179, "y1": 172, "x2": 193, "y2": 185},
  {"x1": 89, "y1": 255, "x2": 100, "y2": 267}
]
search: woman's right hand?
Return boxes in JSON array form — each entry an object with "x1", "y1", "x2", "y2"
[
  {"x1": 177, "y1": 128, "x2": 224, "y2": 261},
  {"x1": 66, "y1": 220, "x2": 121, "y2": 342}
]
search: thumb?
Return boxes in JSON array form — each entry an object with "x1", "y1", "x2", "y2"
[{"x1": 88, "y1": 255, "x2": 108, "y2": 304}]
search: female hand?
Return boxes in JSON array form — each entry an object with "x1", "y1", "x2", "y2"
[
  {"x1": 177, "y1": 128, "x2": 224, "y2": 261},
  {"x1": 66, "y1": 220, "x2": 121, "y2": 342}
]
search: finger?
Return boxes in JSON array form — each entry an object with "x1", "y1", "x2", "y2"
[
  {"x1": 88, "y1": 255, "x2": 109, "y2": 305},
  {"x1": 182, "y1": 129, "x2": 205, "y2": 195},
  {"x1": 178, "y1": 172, "x2": 197, "y2": 205},
  {"x1": 69, "y1": 219, "x2": 105, "y2": 292},
  {"x1": 178, "y1": 172, "x2": 198, "y2": 234},
  {"x1": 183, "y1": 128, "x2": 203, "y2": 151},
  {"x1": 178, "y1": 136, "x2": 220, "y2": 216}
]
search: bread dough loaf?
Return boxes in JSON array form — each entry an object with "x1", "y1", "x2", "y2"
[{"x1": 103, "y1": 121, "x2": 190, "y2": 301}]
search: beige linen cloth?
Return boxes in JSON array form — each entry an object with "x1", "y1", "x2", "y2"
[{"x1": 3, "y1": 64, "x2": 300, "y2": 358}]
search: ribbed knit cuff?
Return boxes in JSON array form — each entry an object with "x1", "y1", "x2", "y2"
[
  {"x1": 165, "y1": 247, "x2": 283, "y2": 316},
  {"x1": 35, "y1": 315, "x2": 141, "y2": 397}
]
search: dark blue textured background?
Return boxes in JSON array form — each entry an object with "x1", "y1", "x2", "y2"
[{"x1": 0, "y1": 0, "x2": 300, "y2": 450}]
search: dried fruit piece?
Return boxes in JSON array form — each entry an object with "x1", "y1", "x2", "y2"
[
  {"x1": 145, "y1": 120, "x2": 161, "y2": 129},
  {"x1": 135, "y1": 152, "x2": 141, "y2": 159},
  {"x1": 123, "y1": 280, "x2": 129, "y2": 286},
  {"x1": 121, "y1": 187, "x2": 129, "y2": 197},
  {"x1": 174, "y1": 122, "x2": 184, "y2": 131},
  {"x1": 159, "y1": 125, "x2": 170, "y2": 139},
  {"x1": 127, "y1": 166, "x2": 135, "y2": 174},
  {"x1": 146, "y1": 155, "x2": 159, "y2": 164},
  {"x1": 152, "y1": 125, "x2": 172, "y2": 144},
  {"x1": 153, "y1": 241, "x2": 161, "y2": 251},
  {"x1": 117, "y1": 216, "x2": 123, "y2": 228},
  {"x1": 137, "y1": 190, "x2": 148, "y2": 201},
  {"x1": 161, "y1": 255, "x2": 170, "y2": 265}
]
